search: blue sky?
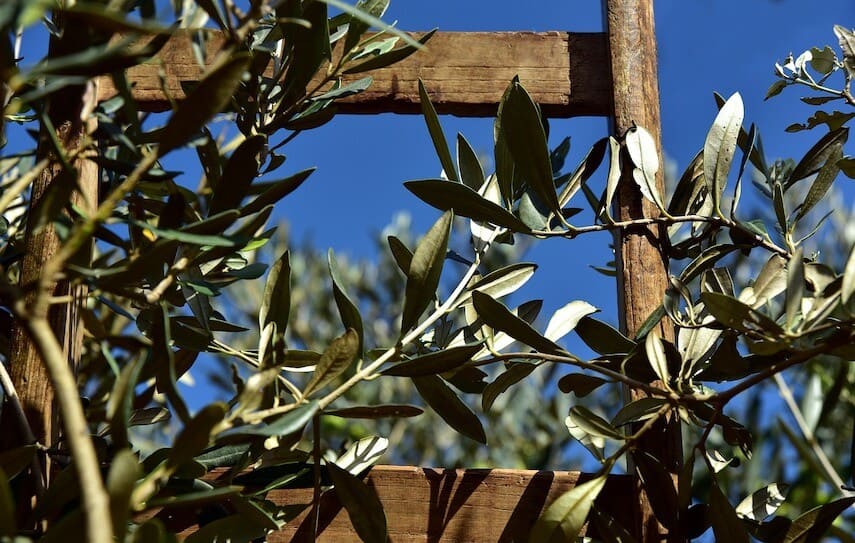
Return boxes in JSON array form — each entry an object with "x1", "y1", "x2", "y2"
[{"x1": 278, "y1": 0, "x2": 855, "y2": 324}]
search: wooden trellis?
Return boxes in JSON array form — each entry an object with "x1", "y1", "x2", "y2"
[{"x1": 5, "y1": 0, "x2": 682, "y2": 541}]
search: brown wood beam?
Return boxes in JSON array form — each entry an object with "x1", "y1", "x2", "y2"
[
  {"x1": 605, "y1": 0, "x2": 684, "y2": 541},
  {"x1": 161, "y1": 466, "x2": 634, "y2": 542},
  {"x1": 98, "y1": 31, "x2": 612, "y2": 117}
]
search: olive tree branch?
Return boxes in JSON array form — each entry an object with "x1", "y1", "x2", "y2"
[
  {"x1": 0, "y1": 359, "x2": 45, "y2": 499},
  {"x1": 22, "y1": 316, "x2": 113, "y2": 543}
]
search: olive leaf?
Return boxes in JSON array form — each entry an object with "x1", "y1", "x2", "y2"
[
  {"x1": 303, "y1": 329, "x2": 360, "y2": 396},
  {"x1": 400, "y1": 211, "x2": 453, "y2": 333}
]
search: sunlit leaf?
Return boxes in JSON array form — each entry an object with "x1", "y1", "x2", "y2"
[
  {"x1": 709, "y1": 483, "x2": 751, "y2": 543},
  {"x1": 382, "y1": 343, "x2": 483, "y2": 376},
  {"x1": 787, "y1": 128, "x2": 848, "y2": 188},
  {"x1": 529, "y1": 475, "x2": 606, "y2": 543},
  {"x1": 304, "y1": 329, "x2": 360, "y2": 396},
  {"x1": 625, "y1": 125, "x2": 665, "y2": 210},
  {"x1": 544, "y1": 300, "x2": 598, "y2": 342},
  {"x1": 107, "y1": 450, "x2": 141, "y2": 540},
  {"x1": 472, "y1": 291, "x2": 563, "y2": 355},
  {"x1": 329, "y1": 250, "x2": 365, "y2": 354},
  {"x1": 782, "y1": 496, "x2": 855, "y2": 543},
  {"x1": 704, "y1": 92, "x2": 744, "y2": 214},
  {"x1": 418, "y1": 80, "x2": 457, "y2": 181},
  {"x1": 404, "y1": 179, "x2": 531, "y2": 233},
  {"x1": 454, "y1": 263, "x2": 537, "y2": 308},
  {"x1": 344, "y1": 31, "x2": 436, "y2": 74}
]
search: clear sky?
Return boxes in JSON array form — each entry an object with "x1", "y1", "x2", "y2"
[{"x1": 277, "y1": 0, "x2": 855, "y2": 325}]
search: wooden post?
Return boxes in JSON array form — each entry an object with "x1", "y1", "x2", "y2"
[
  {"x1": 0, "y1": 20, "x2": 97, "y2": 520},
  {"x1": 605, "y1": 0, "x2": 683, "y2": 541}
]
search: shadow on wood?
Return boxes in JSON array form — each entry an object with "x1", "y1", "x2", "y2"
[{"x1": 160, "y1": 466, "x2": 633, "y2": 542}]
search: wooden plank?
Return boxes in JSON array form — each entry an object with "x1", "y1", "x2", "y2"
[
  {"x1": 161, "y1": 466, "x2": 634, "y2": 541},
  {"x1": 98, "y1": 32, "x2": 612, "y2": 117},
  {"x1": 605, "y1": 0, "x2": 683, "y2": 541}
]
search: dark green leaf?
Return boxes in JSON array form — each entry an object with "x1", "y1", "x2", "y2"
[
  {"x1": 418, "y1": 80, "x2": 457, "y2": 181},
  {"x1": 591, "y1": 510, "x2": 638, "y2": 543},
  {"x1": 281, "y1": 1, "x2": 329, "y2": 102},
  {"x1": 329, "y1": 250, "x2": 365, "y2": 355},
  {"x1": 612, "y1": 397, "x2": 668, "y2": 427},
  {"x1": 472, "y1": 291, "x2": 563, "y2": 355},
  {"x1": 312, "y1": 76, "x2": 372, "y2": 101},
  {"x1": 387, "y1": 235, "x2": 413, "y2": 274},
  {"x1": 106, "y1": 356, "x2": 144, "y2": 450},
  {"x1": 222, "y1": 400, "x2": 319, "y2": 438},
  {"x1": 325, "y1": 405, "x2": 424, "y2": 419},
  {"x1": 482, "y1": 362, "x2": 537, "y2": 412},
  {"x1": 0, "y1": 445, "x2": 36, "y2": 481},
  {"x1": 259, "y1": 251, "x2": 291, "y2": 337},
  {"x1": 787, "y1": 127, "x2": 848, "y2": 188},
  {"x1": 209, "y1": 135, "x2": 265, "y2": 215},
  {"x1": 783, "y1": 496, "x2": 855, "y2": 543},
  {"x1": 709, "y1": 483, "x2": 751, "y2": 543},
  {"x1": 529, "y1": 475, "x2": 606, "y2": 543},
  {"x1": 168, "y1": 402, "x2": 228, "y2": 469},
  {"x1": 457, "y1": 133, "x2": 485, "y2": 191},
  {"x1": 575, "y1": 317, "x2": 635, "y2": 355},
  {"x1": 499, "y1": 79, "x2": 561, "y2": 214},
  {"x1": 401, "y1": 211, "x2": 452, "y2": 333},
  {"x1": 0, "y1": 468, "x2": 15, "y2": 537},
  {"x1": 630, "y1": 450, "x2": 679, "y2": 530},
  {"x1": 184, "y1": 513, "x2": 266, "y2": 543},
  {"x1": 159, "y1": 53, "x2": 251, "y2": 155},
  {"x1": 404, "y1": 179, "x2": 531, "y2": 233},
  {"x1": 326, "y1": 462, "x2": 387, "y2": 543},
  {"x1": 382, "y1": 343, "x2": 483, "y2": 376},
  {"x1": 785, "y1": 248, "x2": 804, "y2": 331},
  {"x1": 412, "y1": 375, "x2": 486, "y2": 443},
  {"x1": 557, "y1": 373, "x2": 609, "y2": 397},
  {"x1": 194, "y1": 443, "x2": 253, "y2": 469},
  {"x1": 241, "y1": 168, "x2": 315, "y2": 216}
]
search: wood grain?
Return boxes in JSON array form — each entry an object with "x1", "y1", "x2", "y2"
[
  {"x1": 98, "y1": 31, "x2": 612, "y2": 117},
  {"x1": 158, "y1": 466, "x2": 635, "y2": 542},
  {"x1": 606, "y1": 0, "x2": 683, "y2": 541}
]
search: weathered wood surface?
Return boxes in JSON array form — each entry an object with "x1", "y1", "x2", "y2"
[
  {"x1": 606, "y1": 0, "x2": 683, "y2": 541},
  {"x1": 98, "y1": 31, "x2": 612, "y2": 117},
  {"x1": 163, "y1": 466, "x2": 634, "y2": 542}
]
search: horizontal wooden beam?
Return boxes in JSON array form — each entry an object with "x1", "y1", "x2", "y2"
[
  {"x1": 98, "y1": 32, "x2": 612, "y2": 117},
  {"x1": 161, "y1": 466, "x2": 633, "y2": 541}
]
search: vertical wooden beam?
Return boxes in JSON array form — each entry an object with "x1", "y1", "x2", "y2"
[
  {"x1": 0, "y1": 19, "x2": 97, "y2": 524},
  {"x1": 604, "y1": 0, "x2": 684, "y2": 541}
]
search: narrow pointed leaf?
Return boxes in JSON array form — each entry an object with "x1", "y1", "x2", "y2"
[
  {"x1": 788, "y1": 127, "x2": 848, "y2": 188},
  {"x1": 401, "y1": 211, "x2": 452, "y2": 333},
  {"x1": 785, "y1": 248, "x2": 804, "y2": 331},
  {"x1": 259, "y1": 251, "x2": 291, "y2": 334},
  {"x1": 457, "y1": 133, "x2": 485, "y2": 191},
  {"x1": 701, "y1": 292, "x2": 783, "y2": 335},
  {"x1": 209, "y1": 135, "x2": 264, "y2": 215},
  {"x1": 387, "y1": 235, "x2": 412, "y2": 274},
  {"x1": 604, "y1": 136, "x2": 621, "y2": 220},
  {"x1": 795, "y1": 145, "x2": 843, "y2": 221},
  {"x1": 529, "y1": 475, "x2": 607, "y2": 543},
  {"x1": 568, "y1": 406, "x2": 624, "y2": 440},
  {"x1": 159, "y1": 53, "x2": 250, "y2": 155},
  {"x1": 325, "y1": 405, "x2": 423, "y2": 419},
  {"x1": 842, "y1": 243, "x2": 855, "y2": 303},
  {"x1": 107, "y1": 450, "x2": 141, "y2": 540},
  {"x1": 404, "y1": 180, "x2": 531, "y2": 232},
  {"x1": 709, "y1": 484, "x2": 751, "y2": 543},
  {"x1": 344, "y1": 30, "x2": 435, "y2": 74},
  {"x1": 575, "y1": 317, "x2": 635, "y2": 355},
  {"x1": 472, "y1": 291, "x2": 564, "y2": 355},
  {"x1": 221, "y1": 401, "x2": 319, "y2": 438},
  {"x1": 482, "y1": 362, "x2": 537, "y2": 412},
  {"x1": 644, "y1": 331, "x2": 670, "y2": 385},
  {"x1": 612, "y1": 397, "x2": 668, "y2": 427},
  {"x1": 500, "y1": 79, "x2": 561, "y2": 213},
  {"x1": 557, "y1": 373, "x2": 609, "y2": 397},
  {"x1": 382, "y1": 343, "x2": 483, "y2": 376},
  {"x1": 329, "y1": 250, "x2": 364, "y2": 354},
  {"x1": 168, "y1": 403, "x2": 228, "y2": 469},
  {"x1": 412, "y1": 375, "x2": 486, "y2": 443},
  {"x1": 704, "y1": 92, "x2": 744, "y2": 214},
  {"x1": 304, "y1": 329, "x2": 360, "y2": 396},
  {"x1": 241, "y1": 168, "x2": 315, "y2": 216},
  {"x1": 418, "y1": 80, "x2": 457, "y2": 181},
  {"x1": 326, "y1": 462, "x2": 387, "y2": 543}
]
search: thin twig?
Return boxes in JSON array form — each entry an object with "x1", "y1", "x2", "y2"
[{"x1": 773, "y1": 373, "x2": 854, "y2": 501}]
